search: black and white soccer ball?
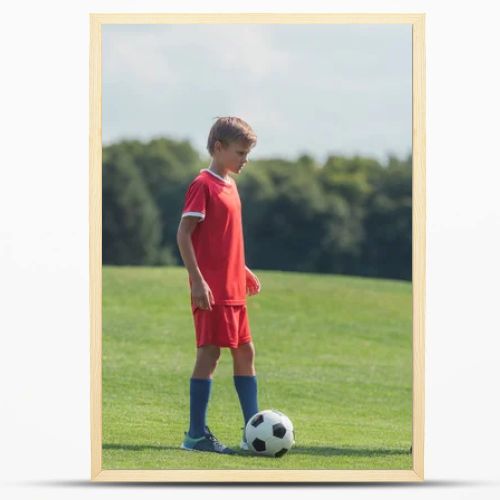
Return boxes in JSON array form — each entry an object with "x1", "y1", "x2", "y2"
[{"x1": 245, "y1": 409, "x2": 295, "y2": 457}]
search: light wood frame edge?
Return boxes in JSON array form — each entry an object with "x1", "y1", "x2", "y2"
[
  {"x1": 411, "y1": 13, "x2": 425, "y2": 481},
  {"x1": 90, "y1": 13, "x2": 103, "y2": 480},
  {"x1": 89, "y1": 12, "x2": 426, "y2": 483},
  {"x1": 92, "y1": 469, "x2": 422, "y2": 482}
]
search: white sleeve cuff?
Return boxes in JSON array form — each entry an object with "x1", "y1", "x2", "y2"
[{"x1": 182, "y1": 211, "x2": 205, "y2": 221}]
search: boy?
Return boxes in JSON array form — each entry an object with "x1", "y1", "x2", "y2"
[{"x1": 176, "y1": 116, "x2": 261, "y2": 454}]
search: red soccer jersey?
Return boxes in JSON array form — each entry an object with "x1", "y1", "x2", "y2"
[{"x1": 181, "y1": 168, "x2": 246, "y2": 305}]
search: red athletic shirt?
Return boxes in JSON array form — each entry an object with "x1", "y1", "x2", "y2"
[{"x1": 181, "y1": 169, "x2": 246, "y2": 305}]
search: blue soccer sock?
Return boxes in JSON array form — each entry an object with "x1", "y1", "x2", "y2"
[
  {"x1": 188, "y1": 377, "x2": 212, "y2": 439},
  {"x1": 233, "y1": 375, "x2": 259, "y2": 427}
]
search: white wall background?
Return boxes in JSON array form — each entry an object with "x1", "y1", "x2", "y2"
[{"x1": 1, "y1": 1, "x2": 499, "y2": 499}]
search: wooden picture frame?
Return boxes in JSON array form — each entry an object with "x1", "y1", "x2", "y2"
[{"x1": 89, "y1": 12, "x2": 425, "y2": 482}]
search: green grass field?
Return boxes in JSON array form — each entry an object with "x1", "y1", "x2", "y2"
[{"x1": 102, "y1": 266, "x2": 412, "y2": 470}]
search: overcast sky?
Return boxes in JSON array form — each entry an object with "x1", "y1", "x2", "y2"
[{"x1": 103, "y1": 23, "x2": 412, "y2": 164}]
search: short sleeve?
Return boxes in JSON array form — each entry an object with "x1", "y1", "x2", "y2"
[{"x1": 181, "y1": 179, "x2": 208, "y2": 221}]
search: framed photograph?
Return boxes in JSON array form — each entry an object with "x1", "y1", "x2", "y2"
[{"x1": 89, "y1": 12, "x2": 425, "y2": 482}]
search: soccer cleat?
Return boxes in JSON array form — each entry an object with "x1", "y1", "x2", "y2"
[
  {"x1": 180, "y1": 426, "x2": 236, "y2": 455},
  {"x1": 240, "y1": 427, "x2": 249, "y2": 451}
]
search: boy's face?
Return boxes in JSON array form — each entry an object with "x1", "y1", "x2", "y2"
[{"x1": 213, "y1": 140, "x2": 252, "y2": 174}]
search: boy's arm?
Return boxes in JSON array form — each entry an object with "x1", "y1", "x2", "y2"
[{"x1": 177, "y1": 217, "x2": 214, "y2": 310}]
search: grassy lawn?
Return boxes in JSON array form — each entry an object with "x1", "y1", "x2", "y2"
[{"x1": 102, "y1": 266, "x2": 412, "y2": 470}]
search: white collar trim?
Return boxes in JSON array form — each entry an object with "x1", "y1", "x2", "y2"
[{"x1": 202, "y1": 168, "x2": 232, "y2": 185}]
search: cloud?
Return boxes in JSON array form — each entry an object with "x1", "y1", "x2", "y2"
[
  {"x1": 102, "y1": 24, "x2": 412, "y2": 163},
  {"x1": 103, "y1": 24, "x2": 291, "y2": 86}
]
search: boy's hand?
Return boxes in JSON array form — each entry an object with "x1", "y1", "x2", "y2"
[
  {"x1": 191, "y1": 278, "x2": 215, "y2": 311},
  {"x1": 245, "y1": 266, "x2": 261, "y2": 296}
]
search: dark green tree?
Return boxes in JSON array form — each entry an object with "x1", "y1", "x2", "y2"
[
  {"x1": 102, "y1": 148, "x2": 162, "y2": 265},
  {"x1": 133, "y1": 138, "x2": 203, "y2": 261},
  {"x1": 239, "y1": 159, "x2": 353, "y2": 273},
  {"x1": 102, "y1": 137, "x2": 412, "y2": 280},
  {"x1": 361, "y1": 154, "x2": 412, "y2": 280}
]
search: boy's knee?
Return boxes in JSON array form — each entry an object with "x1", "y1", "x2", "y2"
[
  {"x1": 243, "y1": 342, "x2": 255, "y2": 358},
  {"x1": 201, "y1": 345, "x2": 221, "y2": 367},
  {"x1": 232, "y1": 342, "x2": 256, "y2": 376},
  {"x1": 210, "y1": 346, "x2": 222, "y2": 361},
  {"x1": 211, "y1": 349, "x2": 221, "y2": 368},
  {"x1": 193, "y1": 345, "x2": 221, "y2": 378},
  {"x1": 234, "y1": 342, "x2": 255, "y2": 362}
]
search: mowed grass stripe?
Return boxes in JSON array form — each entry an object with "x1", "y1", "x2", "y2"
[{"x1": 102, "y1": 266, "x2": 412, "y2": 470}]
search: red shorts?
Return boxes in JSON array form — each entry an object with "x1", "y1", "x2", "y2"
[{"x1": 192, "y1": 304, "x2": 252, "y2": 349}]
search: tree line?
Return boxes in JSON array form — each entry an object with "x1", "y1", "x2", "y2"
[{"x1": 103, "y1": 137, "x2": 412, "y2": 281}]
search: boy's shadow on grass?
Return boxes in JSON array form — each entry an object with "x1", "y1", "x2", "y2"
[
  {"x1": 292, "y1": 446, "x2": 411, "y2": 457},
  {"x1": 103, "y1": 443, "x2": 184, "y2": 452},
  {"x1": 103, "y1": 443, "x2": 412, "y2": 457}
]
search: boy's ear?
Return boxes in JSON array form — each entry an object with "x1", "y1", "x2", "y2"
[{"x1": 214, "y1": 140, "x2": 228, "y2": 153}]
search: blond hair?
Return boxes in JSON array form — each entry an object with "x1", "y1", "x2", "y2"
[{"x1": 207, "y1": 116, "x2": 257, "y2": 155}]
